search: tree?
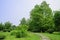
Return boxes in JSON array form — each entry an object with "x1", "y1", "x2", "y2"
[
  {"x1": 0, "y1": 23, "x2": 4, "y2": 31},
  {"x1": 29, "y1": 1, "x2": 54, "y2": 32},
  {"x1": 40, "y1": 1, "x2": 54, "y2": 32},
  {"x1": 20, "y1": 18, "x2": 27, "y2": 25},
  {"x1": 4, "y1": 21, "x2": 12, "y2": 32},
  {"x1": 54, "y1": 11, "x2": 60, "y2": 31},
  {"x1": 4, "y1": 21, "x2": 12, "y2": 29},
  {"x1": 10, "y1": 25, "x2": 16, "y2": 30},
  {"x1": 29, "y1": 4, "x2": 42, "y2": 32}
]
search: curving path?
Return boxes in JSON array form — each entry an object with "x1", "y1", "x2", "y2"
[{"x1": 35, "y1": 33, "x2": 50, "y2": 40}]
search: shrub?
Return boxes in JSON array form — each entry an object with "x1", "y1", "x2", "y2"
[
  {"x1": 16, "y1": 31, "x2": 24, "y2": 38},
  {"x1": 11, "y1": 30, "x2": 27, "y2": 38},
  {"x1": 47, "y1": 29, "x2": 54, "y2": 33},
  {"x1": 11, "y1": 30, "x2": 17, "y2": 35},
  {"x1": 3, "y1": 29, "x2": 10, "y2": 32},
  {"x1": 16, "y1": 30, "x2": 27, "y2": 38},
  {"x1": 0, "y1": 33, "x2": 5, "y2": 40},
  {"x1": 16, "y1": 25, "x2": 28, "y2": 31},
  {"x1": 11, "y1": 25, "x2": 28, "y2": 38}
]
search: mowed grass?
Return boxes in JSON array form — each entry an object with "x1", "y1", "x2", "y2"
[
  {"x1": 42, "y1": 32, "x2": 60, "y2": 40},
  {"x1": 0, "y1": 32, "x2": 41, "y2": 40}
]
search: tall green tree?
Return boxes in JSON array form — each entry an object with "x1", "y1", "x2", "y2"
[
  {"x1": 29, "y1": 4, "x2": 43, "y2": 32},
  {"x1": 40, "y1": 1, "x2": 54, "y2": 32},
  {"x1": 29, "y1": 1, "x2": 54, "y2": 32},
  {"x1": 54, "y1": 11, "x2": 60, "y2": 31}
]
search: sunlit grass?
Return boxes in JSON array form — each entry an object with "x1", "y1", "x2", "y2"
[
  {"x1": 42, "y1": 32, "x2": 60, "y2": 40},
  {"x1": 0, "y1": 32, "x2": 41, "y2": 40}
]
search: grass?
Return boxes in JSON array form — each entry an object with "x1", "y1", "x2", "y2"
[
  {"x1": 0, "y1": 32, "x2": 41, "y2": 40},
  {"x1": 0, "y1": 31, "x2": 60, "y2": 40},
  {"x1": 42, "y1": 32, "x2": 60, "y2": 40}
]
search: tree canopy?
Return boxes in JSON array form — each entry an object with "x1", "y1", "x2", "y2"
[{"x1": 29, "y1": 1, "x2": 54, "y2": 32}]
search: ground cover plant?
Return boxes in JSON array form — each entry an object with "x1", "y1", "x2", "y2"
[
  {"x1": 42, "y1": 32, "x2": 60, "y2": 40},
  {"x1": 0, "y1": 32, "x2": 41, "y2": 40}
]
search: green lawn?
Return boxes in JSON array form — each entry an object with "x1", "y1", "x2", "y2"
[
  {"x1": 1, "y1": 31, "x2": 60, "y2": 40},
  {"x1": 0, "y1": 32, "x2": 41, "y2": 40},
  {"x1": 42, "y1": 32, "x2": 60, "y2": 40}
]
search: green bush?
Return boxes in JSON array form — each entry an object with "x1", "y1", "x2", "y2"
[
  {"x1": 3, "y1": 29, "x2": 11, "y2": 32},
  {"x1": 47, "y1": 29, "x2": 54, "y2": 33},
  {"x1": 11, "y1": 30, "x2": 17, "y2": 35},
  {"x1": 16, "y1": 30, "x2": 27, "y2": 38},
  {"x1": 0, "y1": 33, "x2": 5, "y2": 40},
  {"x1": 16, "y1": 25, "x2": 28, "y2": 31},
  {"x1": 11, "y1": 25, "x2": 28, "y2": 38},
  {"x1": 11, "y1": 30, "x2": 27, "y2": 38}
]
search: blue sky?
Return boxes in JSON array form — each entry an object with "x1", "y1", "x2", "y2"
[{"x1": 0, "y1": 0, "x2": 60, "y2": 25}]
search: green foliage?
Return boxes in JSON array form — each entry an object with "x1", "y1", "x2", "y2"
[
  {"x1": 0, "y1": 21, "x2": 16, "y2": 32},
  {"x1": 16, "y1": 30, "x2": 27, "y2": 38},
  {"x1": 29, "y1": 1, "x2": 54, "y2": 32},
  {"x1": 4, "y1": 21, "x2": 12, "y2": 29},
  {"x1": 0, "y1": 33, "x2": 6, "y2": 40},
  {"x1": 16, "y1": 25, "x2": 28, "y2": 31},
  {"x1": 3, "y1": 29, "x2": 11, "y2": 32},
  {"x1": 54, "y1": 11, "x2": 60, "y2": 31},
  {"x1": 11, "y1": 25, "x2": 28, "y2": 38},
  {"x1": 11, "y1": 30, "x2": 17, "y2": 35},
  {"x1": 0, "y1": 32, "x2": 41, "y2": 40},
  {"x1": 11, "y1": 25, "x2": 16, "y2": 30},
  {"x1": 53, "y1": 32, "x2": 60, "y2": 35},
  {"x1": 1, "y1": 21, "x2": 16, "y2": 32},
  {"x1": 0, "y1": 23, "x2": 4, "y2": 31},
  {"x1": 29, "y1": 4, "x2": 43, "y2": 32},
  {"x1": 2, "y1": 21, "x2": 12, "y2": 32},
  {"x1": 43, "y1": 33, "x2": 60, "y2": 40},
  {"x1": 20, "y1": 18, "x2": 27, "y2": 25},
  {"x1": 47, "y1": 29, "x2": 54, "y2": 33},
  {"x1": 11, "y1": 30, "x2": 27, "y2": 38}
]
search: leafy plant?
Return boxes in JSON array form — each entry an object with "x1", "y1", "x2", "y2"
[
  {"x1": 0, "y1": 33, "x2": 6, "y2": 40},
  {"x1": 47, "y1": 29, "x2": 54, "y2": 33},
  {"x1": 11, "y1": 25, "x2": 28, "y2": 38}
]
